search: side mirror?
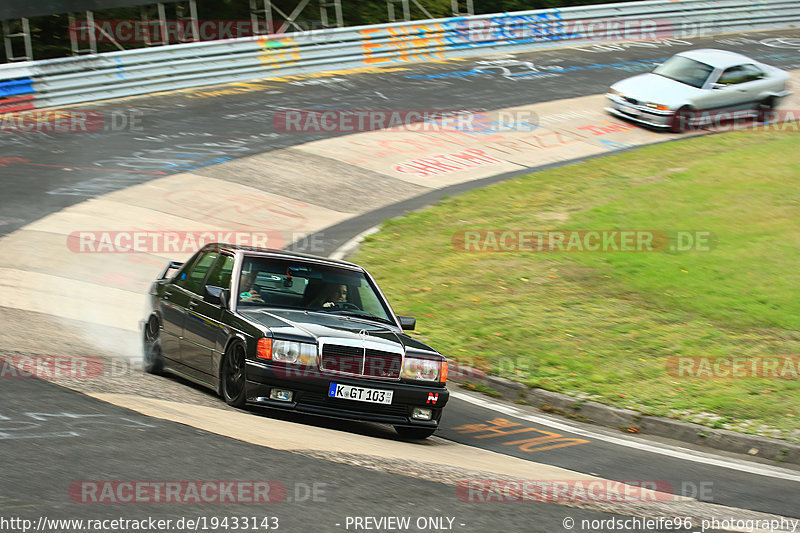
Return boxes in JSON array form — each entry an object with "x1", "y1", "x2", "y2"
[
  {"x1": 204, "y1": 286, "x2": 229, "y2": 308},
  {"x1": 711, "y1": 83, "x2": 726, "y2": 90},
  {"x1": 159, "y1": 260, "x2": 184, "y2": 280},
  {"x1": 397, "y1": 315, "x2": 416, "y2": 331},
  {"x1": 220, "y1": 289, "x2": 230, "y2": 309}
]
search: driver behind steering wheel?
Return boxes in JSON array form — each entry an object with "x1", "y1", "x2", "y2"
[
  {"x1": 310, "y1": 283, "x2": 348, "y2": 308},
  {"x1": 239, "y1": 263, "x2": 264, "y2": 303}
]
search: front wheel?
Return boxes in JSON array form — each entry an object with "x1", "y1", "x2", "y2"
[
  {"x1": 394, "y1": 426, "x2": 436, "y2": 440},
  {"x1": 143, "y1": 315, "x2": 164, "y2": 374},
  {"x1": 669, "y1": 106, "x2": 692, "y2": 133},
  {"x1": 221, "y1": 343, "x2": 247, "y2": 408}
]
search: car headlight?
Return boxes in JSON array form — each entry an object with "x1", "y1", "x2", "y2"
[
  {"x1": 645, "y1": 103, "x2": 670, "y2": 111},
  {"x1": 257, "y1": 338, "x2": 317, "y2": 365},
  {"x1": 402, "y1": 356, "x2": 448, "y2": 383}
]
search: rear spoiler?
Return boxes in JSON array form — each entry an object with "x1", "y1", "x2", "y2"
[{"x1": 158, "y1": 261, "x2": 184, "y2": 280}]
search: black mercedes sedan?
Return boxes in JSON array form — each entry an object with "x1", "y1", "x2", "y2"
[{"x1": 142, "y1": 243, "x2": 449, "y2": 439}]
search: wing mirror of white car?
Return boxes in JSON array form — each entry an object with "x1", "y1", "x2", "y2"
[{"x1": 711, "y1": 83, "x2": 727, "y2": 90}]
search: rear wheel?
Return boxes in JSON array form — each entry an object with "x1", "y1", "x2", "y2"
[
  {"x1": 756, "y1": 97, "x2": 775, "y2": 122},
  {"x1": 394, "y1": 426, "x2": 436, "y2": 440},
  {"x1": 143, "y1": 315, "x2": 163, "y2": 374},
  {"x1": 221, "y1": 343, "x2": 247, "y2": 408}
]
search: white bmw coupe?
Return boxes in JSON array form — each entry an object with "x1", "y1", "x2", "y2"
[{"x1": 606, "y1": 49, "x2": 792, "y2": 132}]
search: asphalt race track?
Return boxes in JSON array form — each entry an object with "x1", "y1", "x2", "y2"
[
  {"x1": 4, "y1": 31, "x2": 800, "y2": 239},
  {"x1": 2, "y1": 377, "x2": 628, "y2": 532},
  {"x1": 2, "y1": 28, "x2": 800, "y2": 533},
  {"x1": 440, "y1": 393, "x2": 800, "y2": 517}
]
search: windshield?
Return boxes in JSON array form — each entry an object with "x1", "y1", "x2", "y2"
[
  {"x1": 236, "y1": 256, "x2": 395, "y2": 324},
  {"x1": 652, "y1": 56, "x2": 714, "y2": 89}
]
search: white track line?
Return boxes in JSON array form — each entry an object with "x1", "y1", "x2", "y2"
[
  {"x1": 329, "y1": 226, "x2": 380, "y2": 260},
  {"x1": 452, "y1": 391, "x2": 800, "y2": 483}
]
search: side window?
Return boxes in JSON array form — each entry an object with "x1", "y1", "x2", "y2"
[
  {"x1": 717, "y1": 67, "x2": 742, "y2": 85},
  {"x1": 205, "y1": 254, "x2": 235, "y2": 289},
  {"x1": 173, "y1": 252, "x2": 202, "y2": 283},
  {"x1": 175, "y1": 252, "x2": 218, "y2": 294},
  {"x1": 357, "y1": 283, "x2": 390, "y2": 319},
  {"x1": 717, "y1": 65, "x2": 762, "y2": 86},
  {"x1": 740, "y1": 64, "x2": 764, "y2": 82}
]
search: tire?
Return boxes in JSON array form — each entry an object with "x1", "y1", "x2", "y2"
[
  {"x1": 669, "y1": 106, "x2": 692, "y2": 133},
  {"x1": 142, "y1": 315, "x2": 164, "y2": 374},
  {"x1": 221, "y1": 342, "x2": 247, "y2": 408},
  {"x1": 756, "y1": 97, "x2": 775, "y2": 123},
  {"x1": 394, "y1": 426, "x2": 436, "y2": 440}
]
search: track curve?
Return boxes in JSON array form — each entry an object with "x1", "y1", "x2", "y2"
[{"x1": 2, "y1": 28, "x2": 800, "y2": 532}]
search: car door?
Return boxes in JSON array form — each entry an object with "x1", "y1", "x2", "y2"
[
  {"x1": 171, "y1": 250, "x2": 219, "y2": 371},
  {"x1": 704, "y1": 64, "x2": 762, "y2": 111},
  {"x1": 733, "y1": 64, "x2": 772, "y2": 108},
  {"x1": 158, "y1": 252, "x2": 206, "y2": 364},
  {"x1": 182, "y1": 253, "x2": 235, "y2": 378}
]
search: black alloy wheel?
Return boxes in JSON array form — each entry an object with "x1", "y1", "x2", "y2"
[
  {"x1": 143, "y1": 315, "x2": 164, "y2": 374},
  {"x1": 222, "y1": 343, "x2": 247, "y2": 408}
]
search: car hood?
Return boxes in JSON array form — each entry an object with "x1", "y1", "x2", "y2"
[
  {"x1": 611, "y1": 73, "x2": 702, "y2": 107},
  {"x1": 240, "y1": 308, "x2": 439, "y2": 354}
]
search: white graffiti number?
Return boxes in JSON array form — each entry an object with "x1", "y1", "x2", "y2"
[{"x1": 760, "y1": 38, "x2": 800, "y2": 49}]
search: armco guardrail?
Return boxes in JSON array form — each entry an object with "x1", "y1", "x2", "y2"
[{"x1": 1, "y1": 0, "x2": 799, "y2": 111}]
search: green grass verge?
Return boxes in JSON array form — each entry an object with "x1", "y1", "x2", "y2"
[{"x1": 351, "y1": 127, "x2": 800, "y2": 442}]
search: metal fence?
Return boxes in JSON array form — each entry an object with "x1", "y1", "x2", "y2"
[{"x1": 1, "y1": 0, "x2": 799, "y2": 111}]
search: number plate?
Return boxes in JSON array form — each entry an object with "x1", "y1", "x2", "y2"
[
  {"x1": 618, "y1": 104, "x2": 639, "y2": 117},
  {"x1": 328, "y1": 383, "x2": 393, "y2": 405}
]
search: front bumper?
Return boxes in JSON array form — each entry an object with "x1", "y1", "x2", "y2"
[
  {"x1": 605, "y1": 94, "x2": 673, "y2": 128},
  {"x1": 244, "y1": 360, "x2": 448, "y2": 427}
]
